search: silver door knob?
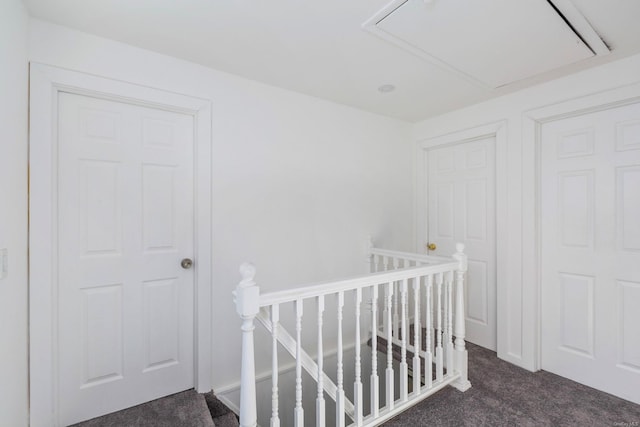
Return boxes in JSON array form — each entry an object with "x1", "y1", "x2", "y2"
[{"x1": 181, "y1": 258, "x2": 193, "y2": 269}]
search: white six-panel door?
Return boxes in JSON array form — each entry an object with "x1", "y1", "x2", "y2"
[
  {"x1": 541, "y1": 102, "x2": 640, "y2": 404},
  {"x1": 57, "y1": 92, "x2": 195, "y2": 425},
  {"x1": 427, "y1": 136, "x2": 497, "y2": 350}
]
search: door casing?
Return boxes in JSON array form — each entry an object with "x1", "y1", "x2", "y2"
[
  {"x1": 524, "y1": 82, "x2": 640, "y2": 372},
  {"x1": 28, "y1": 63, "x2": 213, "y2": 427}
]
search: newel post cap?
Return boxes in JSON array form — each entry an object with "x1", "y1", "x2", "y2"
[
  {"x1": 365, "y1": 235, "x2": 375, "y2": 260},
  {"x1": 453, "y1": 243, "x2": 468, "y2": 272},
  {"x1": 234, "y1": 262, "x2": 260, "y2": 317}
]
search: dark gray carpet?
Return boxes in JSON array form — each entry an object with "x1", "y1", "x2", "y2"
[
  {"x1": 383, "y1": 343, "x2": 640, "y2": 427},
  {"x1": 70, "y1": 389, "x2": 215, "y2": 427},
  {"x1": 204, "y1": 392, "x2": 240, "y2": 427}
]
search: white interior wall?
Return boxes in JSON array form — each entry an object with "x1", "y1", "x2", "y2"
[
  {"x1": 28, "y1": 19, "x2": 414, "y2": 393},
  {"x1": 412, "y1": 52, "x2": 640, "y2": 371},
  {"x1": 0, "y1": 1, "x2": 29, "y2": 426}
]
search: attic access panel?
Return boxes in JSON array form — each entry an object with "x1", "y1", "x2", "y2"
[{"x1": 368, "y1": 0, "x2": 594, "y2": 88}]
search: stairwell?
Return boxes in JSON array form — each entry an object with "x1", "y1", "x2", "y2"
[
  {"x1": 369, "y1": 324, "x2": 452, "y2": 385},
  {"x1": 70, "y1": 390, "x2": 239, "y2": 427}
]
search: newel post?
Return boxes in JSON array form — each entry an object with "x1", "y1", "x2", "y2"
[
  {"x1": 452, "y1": 243, "x2": 472, "y2": 392},
  {"x1": 366, "y1": 235, "x2": 374, "y2": 273},
  {"x1": 234, "y1": 263, "x2": 260, "y2": 427}
]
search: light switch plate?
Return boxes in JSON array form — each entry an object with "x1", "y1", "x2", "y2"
[{"x1": 0, "y1": 248, "x2": 7, "y2": 280}]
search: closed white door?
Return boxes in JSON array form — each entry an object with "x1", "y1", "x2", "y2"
[
  {"x1": 541, "y1": 102, "x2": 640, "y2": 404},
  {"x1": 426, "y1": 136, "x2": 497, "y2": 350},
  {"x1": 57, "y1": 92, "x2": 195, "y2": 425}
]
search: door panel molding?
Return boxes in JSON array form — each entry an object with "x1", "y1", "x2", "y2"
[
  {"x1": 538, "y1": 101, "x2": 640, "y2": 403},
  {"x1": 29, "y1": 63, "x2": 213, "y2": 427},
  {"x1": 414, "y1": 121, "x2": 506, "y2": 353}
]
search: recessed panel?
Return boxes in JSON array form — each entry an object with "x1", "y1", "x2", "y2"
[
  {"x1": 143, "y1": 118, "x2": 175, "y2": 148},
  {"x1": 81, "y1": 161, "x2": 121, "y2": 254},
  {"x1": 143, "y1": 165, "x2": 176, "y2": 251},
  {"x1": 143, "y1": 278, "x2": 179, "y2": 371},
  {"x1": 617, "y1": 167, "x2": 640, "y2": 251},
  {"x1": 436, "y1": 182, "x2": 454, "y2": 238},
  {"x1": 616, "y1": 120, "x2": 640, "y2": 152},
  {"x1": 559, "y1": 273, "x2": 594, "y2": 357},
  {"x1": 558, "y1": 171, "x2": 593, "y2": 248},
  {"x1": 82, "y1": 284, "x2": 123, "y2": 387},
  {"x1": 557, "y1": 130, "x2": 594, "y2": 159},
  {"x1": 618, "y1": 280, "x2": 640, "y2": 372},
  {"x1": 465, "y1": 147, "x2": 486, "y2": 169},
  {"x1": 466, "y1": 260, "x2": 488, "y2": 325},
  {"x1": 465, "y1": 179, "x2": 486, "y2": 241},
  {"x1": 436, "y1": 149, "x2": 455, "y2": 173},
  {"x1": 83, "y1": 108, "x2": 120, "y2": 141}
]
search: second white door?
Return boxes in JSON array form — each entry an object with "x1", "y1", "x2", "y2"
[
  {"x1": 426, "y1": 136, "x2": 497, "y2": 350},
  {"x1": 57, "y1": 92, "x2": 196, "y2": 425},
  {"x1": 541, "y1": 101, "x2": 640, "y2": 404}
]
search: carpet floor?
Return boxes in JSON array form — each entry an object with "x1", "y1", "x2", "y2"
[
  {"x1": 383, "y1": 343, "x2": 640, "y2": 427},
  {"x1": 67, "y1": 344, "x2": 640, "y2": 427},
  {"x1": 71, "y1": 389, "x2": 215, "y2": 427}
]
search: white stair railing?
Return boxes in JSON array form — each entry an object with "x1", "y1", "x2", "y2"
[{"x1": 234, "y1": 244, "x2": 470, "y2": 427}]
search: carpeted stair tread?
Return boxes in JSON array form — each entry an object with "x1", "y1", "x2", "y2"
[
  {"x1": 71, "y1": 389, "x2": 215, "y2": 427},
  {"x1": 211, "y1": 411, "x2": 240, "y2": 427},
  {"x1": 204, "y1": 392, "x2": 239, "y2": 427}
]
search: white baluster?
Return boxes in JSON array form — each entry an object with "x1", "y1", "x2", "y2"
[
  {"x1": 393, "y1": 259, "x2": 400, "y2": 339},
  {"x1": 436, "y1": 272, "x2": 443, "y2": 382},
  {"x1": 382, "y1": 257, "x2": 389, "y2": 336},
  {"x1": 295, "y1": 299, "x2": 304, "y2": 427},
  {"x1": 385, "y1": 282, "x2": 394, "y2": 410},
  {"x1": 366, "y1": 236, "x2": 374, "y2": 274},
  {"x1": 446, "y1": 271, "x2": 454, "y2": 376},
  {"x1": 399, "y1": 278, "x2": 408, "y2": 402},
  {"x1": 336, "y1": 291, "x2": 345, "y2": 427},
  {"x1": 425, "y1": 274, "x2": 433, "y2": 389},
  {"x1": 235, "y1": 263, "x2": 259, "y2": 427},
  {"x1": 316, "y1": 296, "x2": 325, "y2": 427},
  {"x1": 271, "y1": 304, "x2": 280, "y2": 427},
  {"x1": 370, "y1": 286, "x2": 379, "y2": 418},
  {"x1": 412, "y1": 276, "x2": 421, "y2": 395},
  {"x1": 393, "y1": 285, "x2": 399, "y2": 339},
  {"x1": 452, "y1": 243, "x2": 472, "y2": 391},
  {"x1": 354, "y1": 288, "x2": 363, "y2": 426},
  {"x1": 442, "y1": 272, "x2": 449, "y2": 374}
]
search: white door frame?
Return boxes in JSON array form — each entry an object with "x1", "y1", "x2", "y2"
[
  {"x1": 523, "y1": 81, "x2": 640, "y2": 372},
  {"x1": 414, "y1": 121, "x2": 507, "y2": 354},
  {"x1": 29, "y1": 63, "x2": 213, "y2": 427}
]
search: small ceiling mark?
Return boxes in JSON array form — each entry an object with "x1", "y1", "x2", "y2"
[{"x1": 378, "y1": 84, "x2": 396, "y2": 93}]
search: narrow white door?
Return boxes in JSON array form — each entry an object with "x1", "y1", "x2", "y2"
[
  {"x1": 541, "y1": 102, "x2": 640, "y2": 404},
  {"x1": 57, "y1": 92, "x2": 195, "y2": 425},
  {"x1": 426, "y1": 137, "x2": 497, "y2": 350}
]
